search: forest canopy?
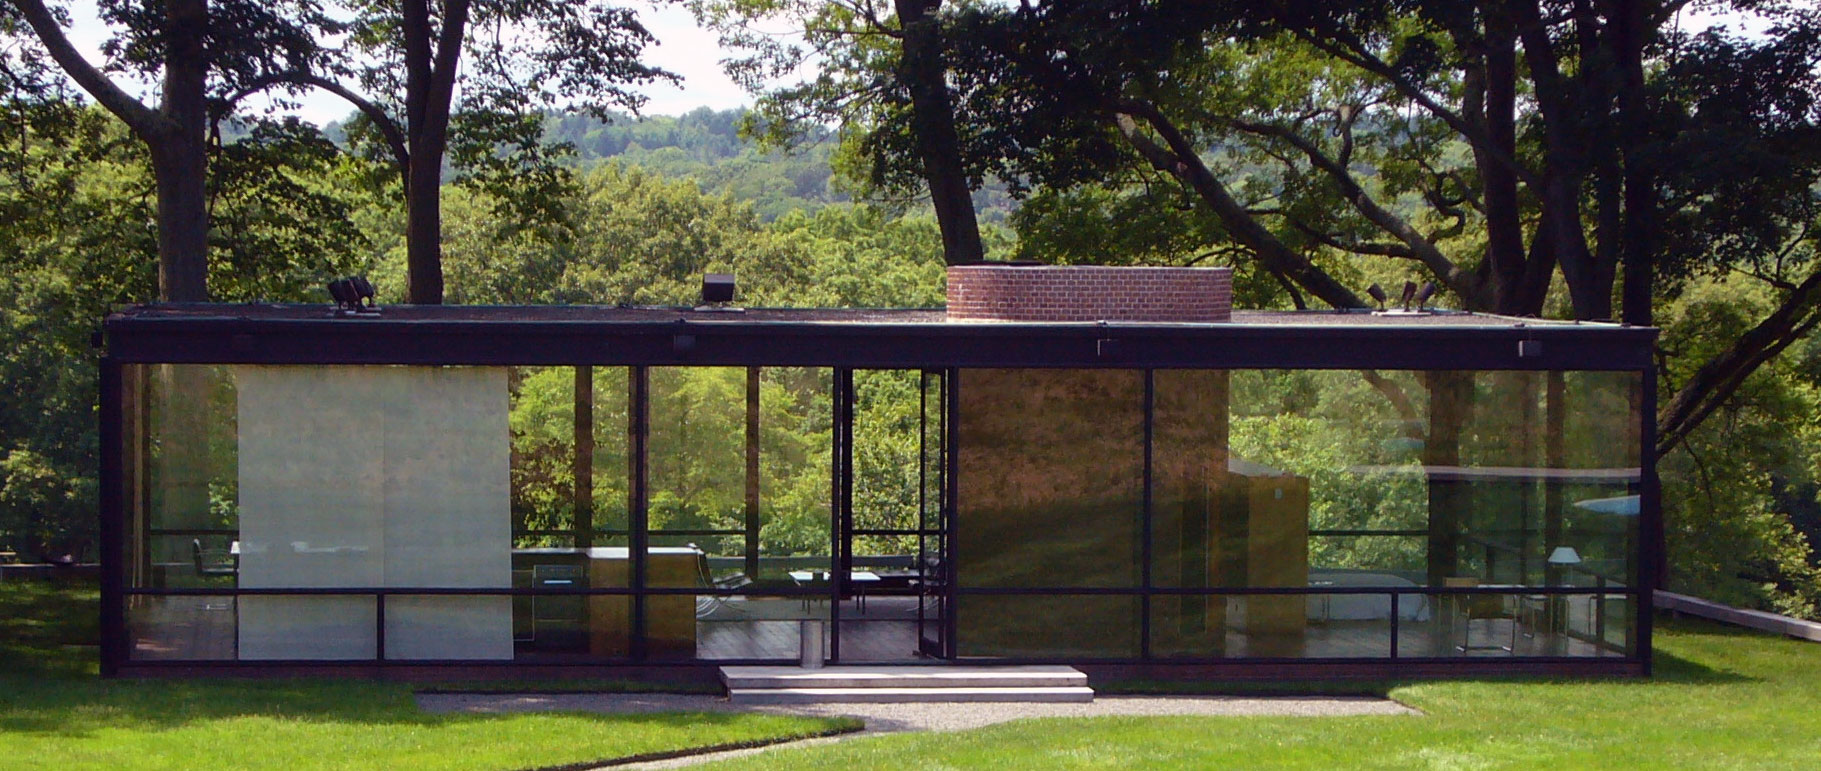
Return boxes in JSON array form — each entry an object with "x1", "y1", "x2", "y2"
[{"x1": 2, "y1": 1, "x2": 1819, "y2": 620}]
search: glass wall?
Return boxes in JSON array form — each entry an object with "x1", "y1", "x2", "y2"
[
  {"x1": 647, "y1": 366, "x2": 833, "y2": 661},
  {"x1": 115, "y1": 360, "x2": 1643, "y2": 667},
  {"x1": 122, "y1": 364, "x2": 240, "y2": 660},
  {"x1": 954, "y1": 369, "x2": 1145, "y2": 658},
  {"x1": 951, "y1": 368, "x2": 1642, "y2": 661}
]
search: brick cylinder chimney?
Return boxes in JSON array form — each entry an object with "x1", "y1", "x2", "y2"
[{"x1": 946, "y1": 265, "x2": 1233, "y2": 323}]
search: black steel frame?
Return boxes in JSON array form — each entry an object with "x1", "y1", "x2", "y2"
[{"x1": 99, "y1": 307, "x2": 1659, "y2": 678}]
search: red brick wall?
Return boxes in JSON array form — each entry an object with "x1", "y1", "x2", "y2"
[{"x1": 946, "y1": 265, "x2": 1233, "y2": 323}]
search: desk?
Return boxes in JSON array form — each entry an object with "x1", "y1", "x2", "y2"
[
  {"x1": 788, "y1": 570, "x2": 881, "y2": 612},
  {"x1": 512, "y1": 547, "x2": 701, "y2": 658}
]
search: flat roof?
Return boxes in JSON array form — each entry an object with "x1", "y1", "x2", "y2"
[
  {"x1": 108, "y1": 303, "x2": 1621, "y2": 329},
  {"x1": 101, "y1": 303, "x2": 1656, "y2": 371}
]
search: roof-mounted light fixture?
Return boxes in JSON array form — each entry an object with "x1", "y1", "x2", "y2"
[
  {"x1": 1371, "y1": 280, "x2": 1439, "y2": 316},
  {"x1": 698, "y1": 272, "x2": 741, "y2": 312},
  {"x1": 327, "y1": 276, "x2": 380, "y2": 317}
]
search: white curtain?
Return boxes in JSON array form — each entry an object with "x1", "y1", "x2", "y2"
[{"x1": 235, "y1": 365, "x2": 512, "y2": 660}]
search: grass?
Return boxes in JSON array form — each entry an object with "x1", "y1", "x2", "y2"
[
  {"x1": 696, "y1": 617, "x2": 1821, "y2": 769},
  {"x1": 0, "y1": 580, "x2": 856, "y2": 771}
]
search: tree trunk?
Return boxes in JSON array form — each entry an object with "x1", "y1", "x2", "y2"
[
  {"x1": 1115, "y1": 106, "x2": 1366, "y2": 309},
  {"x1": 148, "y1": 135, "x2": 209, "y2": 302},
  {"x1": 399, "y1": 0, "x2": 457, "y2": 304},
  {"x1": 1542, "y1": 175, "x2": 1608, "y2": 319},
  {"x1": 895, "y1": 0, "x2": 984, "y2": 265},
  {"x1": 150, "y1": 0, "x2": 211, "y2": 302},
  {"x1": 1476, "y1": 12, "x2": 1529, "y2": 315},
  {"x1": 404, "y1": 150, "x2": 446, "y2": 304},
  {"x1": 1614, "y1": 0, "x2": 1656, "y2": 327}
]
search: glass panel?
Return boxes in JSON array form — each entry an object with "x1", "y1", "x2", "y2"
[
  {"x1": 1293, "y1": 592, "x2": 1397, "y2": 658},
  {"x1": 649, "y1": 366, "x2": 747, "y2": 536},
  {"x1": 648, "y1": 367, "x2": 832, "y2": 587},
  {"x1": 1224, "y1": 369, "x2": 1640, "y2": 596},
  {"x1": 127, "y1": 595, "x2": 237, "y2": 660},
  {"x1": 229, "y1": 365, "x2": 512, "y2": 661},
  {"x1": 955, "y1": 369, "x2": 1143, "y2": 589},
  {"x1": 508, "y1": 367, "x2": 631, "y2": 549},
  {"x1": 957, "y1": 595, "x2": 1140, "y2": 658},
  {"x1": 130, "y1": 365, "x2": 240, "y2": 591},
  {"x1": 1150, "y1": 369, "x2": 1230, "y2": 592},
  {"x1": 388, "y1": 593, "x2": 515, "y2": 661},
  {"x1": 510, "y1": 536, "x2": 630, "y2": 659},
  {"x1": 852, "y1": 369, "x2": 922, "y2": 534},
  {"x1": 697, "y1": 593, "x2": 831, "y2": 661},
  {"x1": 758, "y1": 367, "x2": 833, "y2": 583},
  {"x1": 1398, "y1": 588, "x2": 1634, "y2": 659},
  {"x1": 922, "y1": 370, "x2": 946, "y2": 534}
]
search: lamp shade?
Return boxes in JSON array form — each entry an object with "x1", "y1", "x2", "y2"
[{"x1": 1547, "y1": 546, "x2": 1582, "y2": 565}]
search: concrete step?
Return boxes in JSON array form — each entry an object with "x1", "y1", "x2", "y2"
[
  {"x1": 727, "y1": 685, "x2": 1096, "y2": 704},
  {"x1": 719, "y1": 664, "x2": 1088, "y2": 690}
]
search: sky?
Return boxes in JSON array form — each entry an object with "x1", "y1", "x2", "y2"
[
  {"x1": 55, "y1": 2, "x2": 1769, "y2": 127},
  {"x1": 62, "y1": 1, "x2": 761, "y2": 126}
]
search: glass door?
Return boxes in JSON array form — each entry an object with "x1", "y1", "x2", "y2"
[
  {"x1": 834, "y1": 368, "x2": 949, "y2": 662},
  {"x1": 916, "y1": 369, "x2": 951, "y2": 659}
]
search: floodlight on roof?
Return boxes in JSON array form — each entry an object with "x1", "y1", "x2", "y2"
[
  {"x1": 699, "y1": 272, "x2": 740, "y2": 311},
  {"x1": 1414, "y1": 281, "x2": 1437, "y2": 309},
  {"x1": 326, "y1": 276, "x2": 380, "y2": 317}
]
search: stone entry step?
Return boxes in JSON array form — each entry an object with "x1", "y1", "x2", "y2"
[
  {"x1": 728, "y1": 685, "x2": 1095, "y2": 704},
  {"x1": 720, "y1": 665, "x2": 1094, "y2": 704}
]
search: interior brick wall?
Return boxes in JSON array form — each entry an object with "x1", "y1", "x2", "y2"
[{"x1": 946, "y1": 265, "x2": 1233, "y2": 323}]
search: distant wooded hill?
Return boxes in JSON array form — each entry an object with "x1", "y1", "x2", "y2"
[{"x1": 319, "y1": 106, "x2": 1018, "y2": 222}]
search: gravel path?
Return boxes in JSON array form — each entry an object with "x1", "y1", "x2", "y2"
[{"x1": 416, "y1": 692, "x2": 1415, "y2": 768}]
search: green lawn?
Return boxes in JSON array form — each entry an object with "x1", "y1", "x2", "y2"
[
  {"x1": 0, "y1": 580, "x2": 855, "y2": 771},
  {"x1": 697, "y1": 618, "x2": 1821, "y2": 769}
]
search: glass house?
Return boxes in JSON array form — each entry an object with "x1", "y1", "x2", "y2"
[{"x1": 98, "y1": 266, "x2": 1660, "y2": 679}]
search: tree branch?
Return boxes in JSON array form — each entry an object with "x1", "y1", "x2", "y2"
[
  {"x1": 1283, "y1": 23, "x2": 1542, "y2": 190},
  {"x1": 1286, "y1": 220, "x2": 1418, "y2": 259},
  {"x1": 7, "y1": 0, "x2": 165, "y2": 137},
  {"x1": 225, "y1": 71, "x2": 410, "y2": 170},
  {"x1": 1113, "y1": 100, "x2": 1365, "y2": 309},
  {"x1": 1657, "y1": 268, "x2": 1821, "y2": 456},
  {"x1": 1227, "y1": 117, "x2": 1492, "y2": 308}
]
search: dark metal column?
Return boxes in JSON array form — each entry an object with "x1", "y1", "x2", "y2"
[
  {"x1": 1638, "y1": 365, "x2": 1660, "y2": 675},
  {"x1": 828, "y1": 369, "x2": 852, "y2": 662},
  {"x1": 745, "y1": 367, "x2": 761, "y2": 580},
  {"x1": 98, "y1": 357, "x2": 125, "y2": 677},
  {"x1": 575, "y1": 366, "x2": 594, "y2": 548},
  {"x1": 628, "y1": 366, "x2": 650, "y2": 660},
  {"x1": 1140, "y1": 370, "x2": 1154, "y2": 660}
]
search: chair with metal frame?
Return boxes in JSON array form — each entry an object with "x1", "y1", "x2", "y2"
[
  {"x1": 191, "y1": 538, "x2": 237, "y2": 579},
  {"x1": 1445, "y1": 576, "x2": 1518, "y2": 653}
]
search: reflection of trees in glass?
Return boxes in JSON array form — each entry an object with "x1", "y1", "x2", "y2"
[
  {"x1": 508, "y1": 366, "x2": 629, "y2": 546},
  {"x1": 852, "y1": 370, "x2": 922, "y2": 556},
  {"x1": 149, "y1": 366, "x2": 241, "y2": 533},
  {"x1": 1229, "y1": 370, "x2": 1428, "y2": 573},
  {"x1": 506, "y1": 366, "x2": 835, "y2": 558}
]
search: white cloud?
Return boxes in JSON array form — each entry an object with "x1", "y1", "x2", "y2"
[
  {"x1": 633, "y1": 3, "x2": 756, "y2": 116},
  {"x1": 55, "y1": 0, "x2": 766, "y2": 126}
]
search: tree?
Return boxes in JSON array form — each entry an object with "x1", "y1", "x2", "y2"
[
  {"x1": 691, "y1": 0, "x2": 985, "y2": 264},
  {"x1": 0, "y1": 101, "x2": 372, "y2": 559},
  {"x1": 908, "y1": 0, "x2": 1821, "y2": 459},
  {"x1": 239, "y1": 0, "x2": 674, "y2": 303},
  {"x1": 3, "y1": 0, "x2": 328, "y2": 301}
]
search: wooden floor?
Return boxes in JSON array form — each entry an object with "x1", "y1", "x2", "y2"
[
  {"x1": 128, "y1": 594, "x2": 1621, "y2": 663},
  {"x1": 698, "y1": 595, "x2": 931, "y2": 662},
  {"x1": 128, "y1": 596, "x2": 238, "y2": 660}
]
